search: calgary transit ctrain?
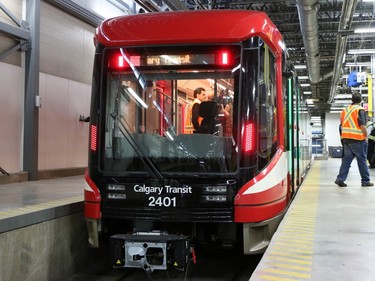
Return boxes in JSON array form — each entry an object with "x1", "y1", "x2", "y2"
[{"x1": 84, "y1": 10, "x2": 311, "y2": 272}]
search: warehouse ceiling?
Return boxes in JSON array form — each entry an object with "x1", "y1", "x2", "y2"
[
  {"x1": 132, "y1": 0, "x2": 375, "y2": 116},
  {"x1": 45, "y1": 0, "x2": 375, "y2": 116}
]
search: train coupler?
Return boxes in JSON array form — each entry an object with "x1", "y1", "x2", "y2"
[{"x1": 110, "y1": 231, "x2": 191, "y2": 272}]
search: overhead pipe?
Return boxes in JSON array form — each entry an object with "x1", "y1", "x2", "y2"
[
  {"x1": 296, "y1": 0, "x2": 321, "y2": 84},
  {"x1": 328, "y1": 0, "x2": 358, "y2": 103}
]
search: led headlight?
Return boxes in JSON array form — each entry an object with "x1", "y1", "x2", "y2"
[
  {"x1": 203, "y1": 185, "x2": 227, "y2": 194},
  {"x1": 107, "y1": 183, "x2": 126, "y2": 191},
  {"x1": 202, "y1": 195, "x2": 227, "y2": 202},
  {"x1": 108, "y1": 193, "x2": 127, "y2": 199}
]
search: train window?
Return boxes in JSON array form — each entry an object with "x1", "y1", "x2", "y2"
[
  {"x1": 258, "y1": 44, "x2": 277, "y2": 170},
  {"x1": 101, "y1": 46, "x2": 240, "y2": 174}
]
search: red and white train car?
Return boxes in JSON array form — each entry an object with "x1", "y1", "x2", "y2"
[{"x1": 84, "y1": 10, "x2": 310, "y2": 272}]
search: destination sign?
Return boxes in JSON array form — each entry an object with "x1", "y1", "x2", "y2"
[{"x1": 130, "y1": 54, "x2": 216, "y2": 66}]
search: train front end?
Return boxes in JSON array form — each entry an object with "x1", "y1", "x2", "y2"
[{"x1": 84, "y1": 10, "x2": 290, "y2": 272}]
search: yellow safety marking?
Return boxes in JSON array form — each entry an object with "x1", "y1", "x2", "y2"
[
  {"x1": 263, "y1": 268, "x2": 311, "y2": 278},
  {"x1": 259, "y1": 275, "x2": 301, "y2": 281},
  {"x1": 269, "y1": 251, "x2": 313, "y2": 260},
  {"x1": 274, "y1": 242, "x2": 313, "y2": 249},
  {"x1": 278, "y1": 234, "x2": 314, "y2": 241},
  {"x1": 0, "y1": 196, "x2": 83, "y2": 220},
  {"x1": 272, "y1": 246, "x2": 313, "y2": 255},
  {"x1": 267, "y1": 256, "x2": 312, "y2": 265},
  {"x1": 264, "y1": 262, "x2": 311, "y2": 272},
  {"x1": 276, "y1": 237, "x2": 314, "y2": 245},
  {"x1": 282, "y1": 224, "x2": 315, "y2": 230},
  {"x1": 253, "y1": 161, "x2": 322, "y2": 280}
]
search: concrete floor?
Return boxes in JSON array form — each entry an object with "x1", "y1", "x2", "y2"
[{"x1": 251, "y1": 158, "x2": 375, "y2": 281}]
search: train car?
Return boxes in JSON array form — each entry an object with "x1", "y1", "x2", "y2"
[{"x1": 84, "y1": 10, "x2": 311, "y2": 272}]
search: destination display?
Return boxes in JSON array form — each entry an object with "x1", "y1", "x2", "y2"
[
  {"x1": 130, "y1": 54, "x2": 217, "y2": 66},
  {"x1": 108, "y1": 49, "x2": 233, "y2": 69}
]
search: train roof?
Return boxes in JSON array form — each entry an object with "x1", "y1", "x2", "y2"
[{"x1": 96, "y1": 10, "x2": 284, "y2": 55}]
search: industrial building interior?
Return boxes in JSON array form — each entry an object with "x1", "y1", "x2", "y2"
[{"x1": 1, "y1": 0, "x2": 375, "y2": 128}]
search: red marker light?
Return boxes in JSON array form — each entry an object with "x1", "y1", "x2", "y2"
[
  {"x1": 91, "y1": 125, "x2": 97, "y2": 151},
  {"x1": 118, "y1": 55, "x2": 124, "y2": 67},
  {"x1": 244, "y1": 122, "x2": 254, "y2": 152},
  {"x1": 108, "y1": 52, "x2": 128, "y2": 69},
  {"x1": 218, "y1": 51, "x2": 230, "y2": 65}
]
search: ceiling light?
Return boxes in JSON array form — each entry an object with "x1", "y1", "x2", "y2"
[
  {"x1": 345, "y1": 62, "x2": 372, "y2": 67},
  {"x1": 300, "y1": 83, "x2": 310, "y2": 87},
  {"x1": 334, "y1": 94, "x2": 352, "y2": 99},
  {"x1": 298, "y1": 76, "x2": 309, "y2": 80},
  {"x1": 294, "y1": 65, "x2": 307, "y2": 69},
  {"x1": 348, "y1": 49, "x2": 375, "y2": 55},
  {"x1": 303, "y1": 91, "x2": 312, "y2": 95},
  {"x1": 354, "y1": 28, "x2": 375, "y2": 34}
]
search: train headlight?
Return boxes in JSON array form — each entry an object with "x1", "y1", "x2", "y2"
[
  {"x1": 203, "y1": 185, "x2": 227, "y2": 193},
  {"x1": 202, "y1": 185, "x2": 227, "y2": 203},
  {"x1": 107, "y1": 184, "x2": 126, "y2": 191},
  {"x1": 108, "y1": 193, "x2": 127, "y2": 199},
  {"x1": 202, "y1": 195, "x2": 227, "y2": 202}
]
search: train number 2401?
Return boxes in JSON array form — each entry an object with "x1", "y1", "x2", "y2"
[{"x1": 148, "y1": 196, "x2": 176, "y2": 207}]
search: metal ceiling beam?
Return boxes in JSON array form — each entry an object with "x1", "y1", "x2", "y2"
[
  {"x1": 44, "y1": 0, "x2": 104, "y2": 27},
  {"x1": 0, "y1": 21, "x2": 29, "y2": 40},
  {"x1": 0, "y1": 2, "x2": 30, "y2": 60},
  {"x1": 328, "y1": 0, "x2": 358, "y2": 103},
  {"x1": 162, "y1": 0, "x2": 188, "y2": 10}
]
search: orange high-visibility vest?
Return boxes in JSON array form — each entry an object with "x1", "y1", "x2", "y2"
[{"x1": 340, "y1": 104, "x2": 366, "y2": 141}]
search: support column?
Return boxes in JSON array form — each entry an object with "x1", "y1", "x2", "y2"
[
  {"x1": 23, "y1": 0, "x2": 40, "y2": 180},
  {"x1": 371, "y1": 55, "x2": 375, "y2": 120}
]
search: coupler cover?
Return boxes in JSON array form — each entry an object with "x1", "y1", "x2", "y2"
[{"x1": 110, "y1": 232, "x2": 191, "y2": 272}]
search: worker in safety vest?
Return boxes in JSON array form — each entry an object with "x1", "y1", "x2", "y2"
[
  {"x1": 191, "y1": 87, "x2": 208, "y2": 133},
  {"x1": 335, "y1": 93, "x2": 373, "y2": 187}
]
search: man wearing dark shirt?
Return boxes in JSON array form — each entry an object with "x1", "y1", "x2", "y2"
[
  {"x1": 335, "y1": 93, "x2": 374, "y2": 187},
  {"x1": 191, "y1": 87, "x2": 207, "y2": 132}
]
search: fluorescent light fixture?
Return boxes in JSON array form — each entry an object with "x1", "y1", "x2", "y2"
[
  {"x1": 294, "y1": 65, "x2": 307, "y2": 69},
  {"x1": 354, "y1": 28, "x2": 375, "y2": 33},
  {"x1": 300, "y1": 83, "x2": 310, "y2": 87},
  {"x1": 306, "y1": 99, "x2": 314, "y2": 104},
  {"x1": 345, "y1": 62, "x2": 372, "y2": 67},
  {"x1": 303, "y1": 91, "x2": 312, "y2": 95},
  {"x1": 334, "y1": 94, "x2": 354, "y2": 99},
  {"x1": 348, "y1": 49, "x2": 375, "y2": 55},
  {"x1": 298, "y1": 76, "x2": 309, "y2": 80}
]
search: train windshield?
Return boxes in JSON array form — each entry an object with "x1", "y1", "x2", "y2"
[{"x1": 101, "y1": 46, "x2": 240, "y2": 175}]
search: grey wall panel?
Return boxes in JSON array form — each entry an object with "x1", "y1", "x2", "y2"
[
  {"x1": 40, "y1": 1, "x2": 96, "y2": 84},
  {"x1": 0, "y1": 35, "x2": 22, "y2": 65},
  {"x1": 0, "y1": 62, "x2": 23, "y2": 173}
]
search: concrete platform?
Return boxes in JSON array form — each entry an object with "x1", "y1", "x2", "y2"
[
  {"x1": 0, "y1": 175, "x2": 92, "y2": 281},
  {"x1": 250, "y1": 158, "x2": 375, "y2": 281},
  {"x1": 0, "y1": 175, "x2": 84, "y2": 232}
]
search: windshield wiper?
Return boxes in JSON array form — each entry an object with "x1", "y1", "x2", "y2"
[{"x1": 112, "y1": 114, "x2": 164, "y2": 180}]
